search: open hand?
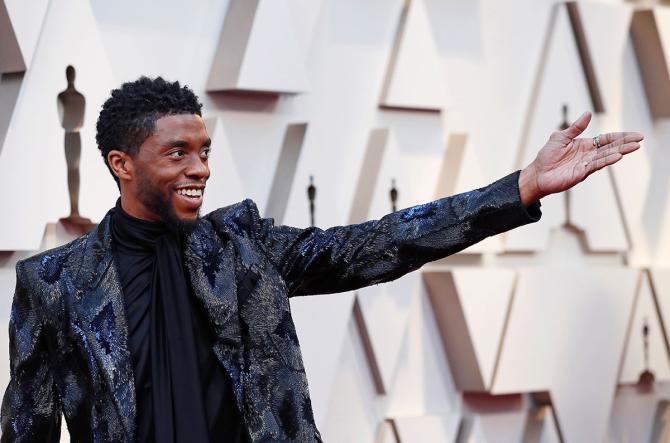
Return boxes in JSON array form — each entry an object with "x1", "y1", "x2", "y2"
[{"x1": 519, "y1": 111, "x2": 643, "y2": 206}]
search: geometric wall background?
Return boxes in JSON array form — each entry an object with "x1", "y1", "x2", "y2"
[{"x1": 1, "y1": 0, "x2": 670, "y2": 441}]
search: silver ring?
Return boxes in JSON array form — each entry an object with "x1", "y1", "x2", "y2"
[{"x1": 592, "y1": 135, "x2": 601, "y2": 149}]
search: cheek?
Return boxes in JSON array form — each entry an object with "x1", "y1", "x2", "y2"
[
  {"x1": 136, "y1": 167, "x2": 174, "y2": 197},
  {"x1": 150, "y1": 168, "x2": 180, "y2": 190}
]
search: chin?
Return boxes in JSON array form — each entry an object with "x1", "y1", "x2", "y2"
[{"x1": 176, "y1": 212, "x2": 200, "y2": 221}]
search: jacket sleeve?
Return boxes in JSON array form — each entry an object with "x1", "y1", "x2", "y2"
[
  {"x1": 254, "y1": 170, "x2": 542, "y2": 297},
  {"x1": 1, "y1": 261, "x2": 61, "y2": 442}
]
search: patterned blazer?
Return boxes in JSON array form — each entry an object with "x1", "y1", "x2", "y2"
[{"x1": 1, "y1": 171, "x2": 540, "y2": 442}]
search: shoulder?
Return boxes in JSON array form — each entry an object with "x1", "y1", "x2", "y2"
[
  {"x1": 16, "y1": 230, "x2": 91, "y2": 289},
  {"x1": 203, "y1": 199, "x2": 262, "y2": 232}
]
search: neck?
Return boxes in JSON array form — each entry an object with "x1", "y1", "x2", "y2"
[{"x1": 120, "y1": 194, "x2": 162, "y2": 222}]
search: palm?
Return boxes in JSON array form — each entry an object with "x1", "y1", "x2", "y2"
[{"x1": 530, "y1": 112, "x2": 643, "y2": 197}]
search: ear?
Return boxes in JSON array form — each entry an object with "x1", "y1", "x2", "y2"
[{"x1": 107, "y1": 149, "x2": 134, "y2": 181}]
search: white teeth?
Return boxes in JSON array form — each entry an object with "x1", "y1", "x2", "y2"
[{"x1": 177, "y1": 188, "x2": 203, "y2": 197}]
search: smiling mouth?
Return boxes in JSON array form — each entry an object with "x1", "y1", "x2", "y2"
[{"x1": 175, "y1": 187, "x2": 204, "y2": 198}]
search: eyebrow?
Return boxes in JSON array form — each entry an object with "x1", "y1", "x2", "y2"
[{"x1": 165, "y1": 138, "x2": 212, "y2": 148}]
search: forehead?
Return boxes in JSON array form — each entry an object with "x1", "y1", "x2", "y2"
[{"x1": 152, "y1": 114, "x2": 208, "y2": 142}]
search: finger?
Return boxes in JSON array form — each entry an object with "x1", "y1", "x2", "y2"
[
  {"x1": 562, "y1": 111, "x2": 592, "y2": 139},
  {"x1": 590, "y1": 152, "x2": 623, "y2": 173},
  {"x1": 594, "y1": 141, "x2": 640, "y2": 160},
  {"x1": 596, "y1": 131, "x2": 644, "y2": 148}
]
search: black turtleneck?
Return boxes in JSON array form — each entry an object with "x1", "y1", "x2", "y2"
[{"x1": 110, "y1": 200, "x2": 248, "y2": 442}]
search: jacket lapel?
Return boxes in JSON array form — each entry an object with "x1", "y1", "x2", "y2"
[
  {"x1": 183, "y1": 220, "x2": 243, "y2": 402},
  {"x1": 72, "y1": 212, "x2": 136, "y2": 440}
]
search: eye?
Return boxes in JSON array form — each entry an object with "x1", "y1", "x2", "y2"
[
  {"x1": 201, "y1": 147, "x2": 211, "y2": 159},
  {"x1": 168, "y1": 150, "x2": 185, "y2": 158}
]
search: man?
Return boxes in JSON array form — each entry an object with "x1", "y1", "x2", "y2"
[{"x1": 1, "y1": 77, "x2": 642, "y2": 442}]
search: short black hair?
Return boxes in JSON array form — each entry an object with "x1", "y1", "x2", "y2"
[{"x1": 95, "y1": 76, "x2": 203, "y2": 185}]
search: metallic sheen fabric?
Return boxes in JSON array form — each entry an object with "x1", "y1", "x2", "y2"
[{"x1": 1, "y1": 171, "x2": 540, "y2": 442}]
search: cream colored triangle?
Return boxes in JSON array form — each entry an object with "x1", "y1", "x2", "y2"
[
  {"x1": 492, "y1": 267, "x2": 637, "y2": 442},
  {"x1": 349, "y1": 128, "x2": 391, "y2": 225},
  {"x1": 386, "y1": 290, "x2": 458, "y2": 417},
  {"x1": 357, "y1": 272, "x2": 417, "y2": 393},
  {"x1": 321, "y1": 320, "x2": 386, "y2": 442},
  {"x1": 570, "y1": 170, "x2": 628, "y2": 251},
  {"x1": 364, "y1": 128, "x2": 403, "y2": 221},
  {"x1": 565, "y1": 2, "x2": 631, "y2": 252},
  {"x1": 290, "y1": 292, "x2": 356, "y2": 429},
  {"x1": 453, "y1": 269, "x2": 516, "y2": 390},
  {"x1": 574, "y1": 1, "x2": 632, "y2": 113},
  {"x1": 0, "y1": 0, "x2": 117, "y2": 250},
  {"x1": 200, "y1": 116, "x2": 246, "y2": 214},
  {"x1": 207, "y1": 0, "x2": 309, "y2": 94},
  {"x1": 505, "y1": 4, "x2": 630, "y2": 252},
  {"x1": 380, "y1": 0, "x2": 447, "y2": 111},
  {"x1": 435, "y1": 133, "x2": 503, "y2": 253}
]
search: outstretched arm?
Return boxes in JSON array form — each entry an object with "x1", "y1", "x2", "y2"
[
  {"x1": 1, "y1": 263, "x2": 61, "y2": 442},
  {"x1": 250, "y1": 111, "x2": 641, "y2": 297},
  {"x1": 253, "y1": 171, "x2": 540, "y2": 297},
  {"x1": 518, "y1": 111, "x2": 643, "y2": 206}
]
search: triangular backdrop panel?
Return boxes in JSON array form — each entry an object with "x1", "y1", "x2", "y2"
[
  {"x1": 320, "y1": 322, "x2": 381, "y2": 442},
  {"x1": 290, "y1": 292, "x2": 356, "y2": 429},
  {"x1": 575, "y1": 1, "x2": 632, "y2": 115},
  {"x1": 380, "y1": 0, "x2": 447, "y2": 111},
  {"x1": 0, "y1": 0, "x2": 117, "y2": 250},
  {"x1": 453, "y1": 270, "x2": 515, "y2": 390},
  {"x1": 264, "y1": 123, "x2": 308, "y2": 224},
  {"x1": 386, "y1": 288, "x2": 459, "y2": 417},
  {"x1": 0, "y1": 0, "x2": 49, "y2": 155},
  {"x1": 200, "y1": 116, "x2": 246, "y2": 214},
  {"x1": 610, "y1": 35, "x2": 669, "y2": 267},
  {"x1": 505, "y1": 3, "x2": 627, "y2": 252},
  {"x1": 492, "y1": 267, "x2": 637, "y2": 442},
  {"x1": 356, "y1": 272, "x2": 417, "y2": 394},
  {"x1": 423, "y1": 270, "x2": 515, "y2": 391},
  {"x1": 207, "y1": 0, "x2": 309, "y2": 94},
  {"x1": 216, "y1": 111, "x2": 296, "y2": 216},
  {"x1": 349, "y1": 128, "x2": 393, "y2": 225},
  {"x1": 434, "y1": 133, "x2": 502, "y2": 253}
]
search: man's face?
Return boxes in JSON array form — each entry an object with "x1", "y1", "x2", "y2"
[{"x1": 126, "y1": 114, "x2": 211, "y2": 223}]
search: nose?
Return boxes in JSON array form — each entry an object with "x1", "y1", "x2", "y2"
[{"x1": 185, "y1": 154, "x2": 209, "y2": 181}]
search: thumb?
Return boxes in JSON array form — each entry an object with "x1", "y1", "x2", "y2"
[{"x1": 562, "y1": 111, "x2": 591, "y2": 139}]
